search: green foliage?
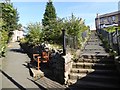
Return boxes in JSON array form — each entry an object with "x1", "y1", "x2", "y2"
[
  {"x1": 21, "y1": 22, "x2": 43, "y2": 46},
  {"x1": 63, "y1": 14, "x2": 90, "y2": 46},
  {"x1": 1, "y1": 3, "x2": 19, "y2": 39},
  {"x1": 104, "y1": 26, "x2": 120, "y2": 33},
  {"x1": 42, "y1": 1, "x2": 89, "y2": 47},
  {"x1": 42, "y1": 0, "x2": 57, "y2": 42},
  {"x1": 42, "y1": 0, "x2": 56, "y2": 27},
  {"x1": 0, "y1": 2, "x2": 19, "y2": 57},
  {"x1": 0, "y1": 19, "x2": 8, "y2": 57},
  {"x1": 47, "y1": 18, "x2": 63, "y2": 44}
]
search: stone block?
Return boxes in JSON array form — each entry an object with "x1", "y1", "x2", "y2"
[{"x1": 30, "y1": 68, "x2": 44, "y2": 81}]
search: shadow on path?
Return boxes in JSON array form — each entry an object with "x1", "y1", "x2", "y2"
[
  {"x1": 9, "y1": 49, "x2": 25, "y2": 54},
  {"x1": 0, "y1": 69, "x2": 26, "y2": 90},
  {"x1": 27, "y1": 78, "x2": 46, "y2": 90}
]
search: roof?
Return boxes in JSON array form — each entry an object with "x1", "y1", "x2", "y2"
[{"x1": 96, "y1": 10, "x2": 120, "y2": 19}]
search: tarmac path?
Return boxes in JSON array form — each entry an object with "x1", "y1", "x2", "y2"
[
  {"x1": 0, "y1": 42, "x2": 41, "y2": 90},
  {"x1": 0, "y1": 42, "x2": 65, "y2": 90}
]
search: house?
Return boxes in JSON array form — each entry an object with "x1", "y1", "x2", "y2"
[
  {"x1": 11, "y1": 27, "x2": 24, "y2": 42},
  {"x1": 95, "y1": 11, "x2": 120, "y2": 30}
]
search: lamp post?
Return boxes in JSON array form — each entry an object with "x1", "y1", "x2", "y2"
[{"x1": 62, "y1": 29, "x2": 66, "y2": 56}]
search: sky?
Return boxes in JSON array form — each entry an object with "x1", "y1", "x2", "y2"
[{"x1": 10, "y1": 0, "x2": 119, "y2": 30}]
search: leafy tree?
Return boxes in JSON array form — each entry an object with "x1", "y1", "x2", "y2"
[
  {"x1": 0, "y1": 1, "x2": 19, "y2": 57},
  {"x1": 0, "y1": 19, "x2": 8, "y2": 57},
  {"x1": 1, "y1": 2, "x2": 19, "y2": 41},
  {"x1": 21, "y1": 22, "x2": 43, "y2": 46},
  {"x1": 62, "y1": 14, "x2": 89, "y2": 46}
]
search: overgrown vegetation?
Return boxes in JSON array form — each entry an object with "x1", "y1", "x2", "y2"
[
  {"x1": 0, "y1": 19, "x2": 8, "y2": 57},
  {"x1": 100, "y1": 26, "x2": 120, "y2": 56},
  {"x1": 20, "y1": 22, "x2": 43, "y2": 46},
  {"x1": 63, "y1": 14, "x2": 90, "y2": 47},
  {"x1": 0, "y1": 2, "x2": 19, "y2": 57},
  {"x1": 104, "y1": 26, "x2": 120, "y2": 33},
  {"x1": 20, "y1": 1, "x2": 90, "y2": 50}
]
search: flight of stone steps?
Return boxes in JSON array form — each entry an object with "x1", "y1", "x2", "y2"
[{"x1": 67, "y1": 31, "x2": 120, "y2": 89}]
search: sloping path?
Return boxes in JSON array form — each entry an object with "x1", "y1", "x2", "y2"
[{"x1": 0, "y1": 42, "x2": 65, "y2": 90}]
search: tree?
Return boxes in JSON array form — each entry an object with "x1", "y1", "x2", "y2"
[
  {"x1": 42, "y1": 0, "x2": 57, "y2": 42},
  {"x1": 0, "y1": 18, "x2": 8, "y2": 57},
  {"x1": 42, "y1": 0, "x2": 56, "y2": 27},
  {"x1": 1, "y1": 2, "x2": 19, "y2": 41},
  {"x1": 62, "y1": 14, "x2": 90, "y2": 47},
  {"x1": 0, "y1": 1, "x2": 19, "y2": 57},
  {"x1": 22, "y1": 22, "x2": 43, "y2": 46}
]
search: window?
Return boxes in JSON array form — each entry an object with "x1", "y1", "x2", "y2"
[
  {"x1": 100, "y1": 18, "x2": 104, "y2": 24},
  {"x1": 107, "y1": 17, "x2": 112, "y2": 24},
  {"x1": 112, "y1": 16, "x2": 116, "y2": 21}
]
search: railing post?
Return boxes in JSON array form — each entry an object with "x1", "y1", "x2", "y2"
[
  {"x1": 111, "y1": 33, "x2": 113, "y2": 49},
  {"x1": 115, "y1": 28, "x2": 120, "y2": 55},
  {"x1": 62, "y1": 29, "x2": 66, "y2": 56}
]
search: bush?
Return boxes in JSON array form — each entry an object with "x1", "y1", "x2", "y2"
[
  {"x1": 0, "y1": 19, "x2": 8, "y2": 57},
  {"x1": 23, "y1": 22, "x2": 43, "y2": 46}
]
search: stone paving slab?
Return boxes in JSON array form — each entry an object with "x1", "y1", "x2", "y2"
[
  {"x1": 82, "y1": 51, "x2": 106, "y2": 54},
  {"x1": 85, "y1": 45, "x2": 104, "y2": 49},
  {"x1": 35, "y1": 77, "x2": 66, "y2": 89},
  {"x1": 81, "y1": 52, "x2": 109, "y2": 56}
]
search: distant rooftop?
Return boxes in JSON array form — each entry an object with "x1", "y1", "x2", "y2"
[{"x1": 96, "y1": 10, "x2": 120, "y2": 18}]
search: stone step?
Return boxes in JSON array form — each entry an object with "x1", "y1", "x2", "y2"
[
  {"x1": 84, "y1": 45, "x2": 105, "y2": 50},
  {"x1": 68, "y1": 73, "x2": 120, "y2": 83},
  {"x1": 70, "y1": 68, "x2": 118, "y2": 76},
  {"x1": 87, "y1": 43, "x2": 103, "y2": 45},
  {"x1": 86, "y1": 42, "x2": 103, "y2": 45},
  {"x1": 83, "y1": 48, "x2": 105, "y2": 51},
  {"x1": 72, "y1": 63, "x2": 116, "y2": 70},
  {"x1": 88, "y1": 40, "x2": 101, "y2": 42},
  {"x1": 90, "y1": 37, "x2": 99, "y2": 39},
  {"x1": 82, "y1": 51, "x2": 106, "y2": 54},
  {"x1": 81, "y1": 53, "x2": 110, "y2": 59},
  {"x1": 78, "y1": 58, "x2": 114, "y2": 63},
  {"x1": 68, "y1": 79, "x2": 120, "y2": 88}
]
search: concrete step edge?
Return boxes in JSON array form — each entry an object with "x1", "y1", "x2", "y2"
[
  {"x1": 68, "y1": 80, "x2": 120, "y2": 88},
  {"x1": 69, "y1": 73, "x2": 119, "y2": 80}
]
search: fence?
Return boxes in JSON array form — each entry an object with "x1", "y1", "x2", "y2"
[
  {"x1": 97, "y1": 28, "x2": 120, "y2": 55},
  {"x1": 65, "y1": 30, "x2": 89, "y2": 54}
]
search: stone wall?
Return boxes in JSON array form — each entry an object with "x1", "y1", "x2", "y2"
[
  {"x1": 0, "y1": 57, "x2": 4, "y2": 90},
  {"x1": 50, "y1": 52, "x2": 65, "y2": 84},
  {"x1": 63, "y1": 53, "x2": 73, "y2": 84},
  {"x1": 50, "y1": 52, "x2": 73, "y2": 84}
]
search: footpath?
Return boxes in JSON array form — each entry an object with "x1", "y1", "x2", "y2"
[{"x1": 0, "y1": 42, "x2": 65, "y2": 90}]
